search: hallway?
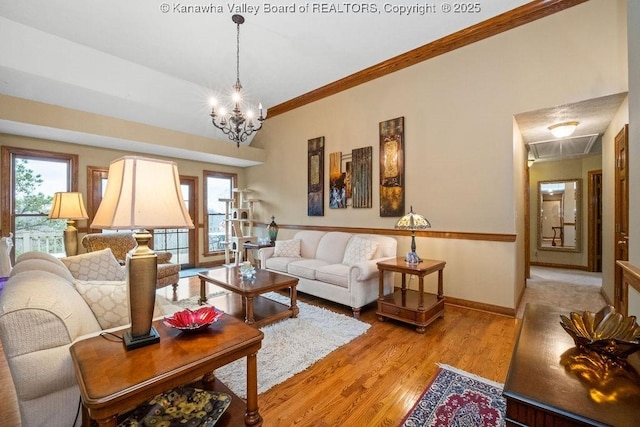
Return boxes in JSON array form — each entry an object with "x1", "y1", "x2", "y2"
[{"x1": 517, "y1": 266, "x2": 607, "y2": 318}]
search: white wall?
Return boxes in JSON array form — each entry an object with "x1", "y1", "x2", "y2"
[
  {"x1": 248, "y1": 0, "x2": 628, "y2": 311},
  {"x1": 529, "y1": 155, "x2": 603, "y2": 268}
]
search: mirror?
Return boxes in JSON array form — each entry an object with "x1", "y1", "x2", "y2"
[{"x1": 538, "y1": 179, "x2": 581, "y2": 252}]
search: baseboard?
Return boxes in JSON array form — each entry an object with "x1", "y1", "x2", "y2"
[
  {"x1": 530, "y1": 262, "x2": 590, "y2": 271},
  {"x1": 445, "y1": 296, "x2": 515, "y2": 318}
]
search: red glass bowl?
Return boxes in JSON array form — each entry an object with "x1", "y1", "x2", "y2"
[{"x1": 164, "y1": 306, "x2": 224, "y2": 332}]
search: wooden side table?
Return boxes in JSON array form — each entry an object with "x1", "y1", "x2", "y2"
[
  {"x1": 376, "y1": 257, "x2": 446, "y2": 333},
  {"x1": 70, "y1": 315, "x2": 263, "y2": 426}
]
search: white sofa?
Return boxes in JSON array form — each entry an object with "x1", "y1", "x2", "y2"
[
  {"x1": 0, "y1": 250, "x2": 180, "y2": 427},
  {"x1": 259, "y1": 231, "x2": 397, "y2": 317}
]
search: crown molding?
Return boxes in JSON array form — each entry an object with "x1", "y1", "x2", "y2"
[{"x1": 267, "y1": 0, "x2": 588, "y2": 118}]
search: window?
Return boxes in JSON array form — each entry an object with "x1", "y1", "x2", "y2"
[
  {"x1": 1, "y1": 146, "x2": 78, "y2": 262},
  {"x1": 204, "y1": 171, "x2": 237, "y2": 255},
  {"x1": 87, "y1": 166, "x2": 198, "y2": 268}
]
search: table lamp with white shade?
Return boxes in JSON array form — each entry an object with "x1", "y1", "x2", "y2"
[
  {"x1": 91, "y1": 156, "x2": 194, "y2": 350},
  {"x1": 48, "y1": 192, "x2": 89, "y2": 256}
]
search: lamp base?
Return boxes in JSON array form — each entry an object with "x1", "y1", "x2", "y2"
[
  {"x1": 123, "y1": 326, "x2": 160, "y2": 351},
  {"x1": 406, "y1": 251, "x2": 421, "y2": 265}
]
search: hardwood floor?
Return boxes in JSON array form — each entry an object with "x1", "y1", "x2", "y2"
[{"x1": 1, "y1": 276, "x2": 518, "y2": 426}]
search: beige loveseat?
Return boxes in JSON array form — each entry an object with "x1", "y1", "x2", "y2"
[
  {"x1": 0, "y1": 250, "x2": 180, "y2": 427},
  {"x1": 259, "y1": 231, "x2": 397, "y2": 317}
]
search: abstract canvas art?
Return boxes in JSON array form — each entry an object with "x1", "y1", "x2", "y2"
[
  {"x1": 352, "y1": 146, "x2": 372, "y2": 208},
  {"x1": 379, "y1": 117, "x2": 405, "y2": 217},
  {"x1": 308, "y1": 137, "x2": 324, "y2": 216}
]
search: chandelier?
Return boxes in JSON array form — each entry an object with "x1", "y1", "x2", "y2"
[{"x1": 210, "y1": 14, "x2": 265, "y2": 148}]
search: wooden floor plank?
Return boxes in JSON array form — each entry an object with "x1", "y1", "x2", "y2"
[{"x1": 0, "y1": 275, "x2": 518, "y2": 426}]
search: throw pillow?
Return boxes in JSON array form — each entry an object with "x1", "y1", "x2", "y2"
[
  {"x1": 75, "y1": 280, "x2": 162, "y2": 329},
  {"x1": 62, "y1": 248, "x2": 126, "y2": 281},
  {"x1": 74, "y1": 280, "x2": 130, "y2": 329},
  {"x1": 342, "y1": 237, "x2": 378, "y2": 266},
  {"x1": 273, "y1": 239, "x2": 301, "y2": 257}
]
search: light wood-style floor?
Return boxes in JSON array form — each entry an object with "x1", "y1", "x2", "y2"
[{"x1": 1, "y1": 276, "x2": 518, "y2": 426}]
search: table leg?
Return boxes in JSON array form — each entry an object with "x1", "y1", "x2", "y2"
[
  {"x1": 418, "y1": 276, "x2": 425, "y2": 310},
  {"x1": 199, "y1": 278, "x2": 207, "y2": 305},
  {"x1": 201, "y1": 371, "x2": 216, "y2": 385},
  {"x1": 82, "y1": 405, "x2": 90, "y2": 427},
  {"x1": 245, "y1": 351, "x2": 262, "y2": 426},
  {"x1": 96, "y1": 416, "x2": 117, "y2": 427},
  {"x1": 290, "y1": 286, "x2": 299, "y2": 318},
  {"x1": 401, "y1": 273, "x2": 407, "y2": 306},
  {"x1": 437, "y1": 269, "x2": 444, "y2": 299},
  {"x1": 245, "y1": 296, "x2": 255, "y2": 325}
]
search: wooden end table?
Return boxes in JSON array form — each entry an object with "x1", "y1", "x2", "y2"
[
  {"x1": 199, "y1": 266, "x2": 299, "y2": 327},
  {"x1": 70, "y1": 315, "x2": 263, "y2": 427},
  {"x1": 376, "y1": 257, "x2": 446, "y2": 333}
]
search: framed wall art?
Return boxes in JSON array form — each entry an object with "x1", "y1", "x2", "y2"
[
  {"x1": 308, "y1": 136, "x2": 324, "y2": 216},
  {"x1": 352, "y1": 146, "x2": 372, "y2": 208},
  {"x1": 379, "y1": 117, "x2": 405, "y2": 217},
  {"x1": 329, "y1": 152, "x2": 347, "y2": 209}
]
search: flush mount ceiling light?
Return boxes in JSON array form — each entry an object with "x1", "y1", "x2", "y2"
[{"x1": 548, "y1": 121, "x2": 579, "y2": 138}]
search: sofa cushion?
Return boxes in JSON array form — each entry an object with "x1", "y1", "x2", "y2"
[
  {"x1": 287, "y1": 259, "x2": 329, "y2": 280},
  {"x1": 342, "y1": 237, "x2": 379, "y2": 266},
  {"x1": 315, "y1": 232, "x2": 352, "y2": 263},
  {"x1": 264, "y1": 256, "x2": 297, "y2": 273},
  {"x1": 315, "y1": 264, "x2": 350, "y2": 288},
  {"x1": 274, "y1": 239, "x2": 301, "y2": 257},
  {"x1": 62, "y1": 248, "x2": 126, "y2": 281}
]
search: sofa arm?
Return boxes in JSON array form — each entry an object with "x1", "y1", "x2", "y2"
[
  {"x1": 350, "y1": 256, "x2": 397, "y2": 281},
  {"x1": 258, "y1": 246, "x2": 275, "y2": 266},
  {"x1": 156, "y1": 251, "x2": 173, "y2": 264}
]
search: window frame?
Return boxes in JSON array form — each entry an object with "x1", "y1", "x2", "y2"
[
  {"x1": 1, "y1": 146, "x2": 79, "y2": 263},
  {"x1": 203, "y1": 170, "x2": 237, "y2": 257}
]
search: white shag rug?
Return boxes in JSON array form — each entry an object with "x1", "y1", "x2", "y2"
[
  {"x1": 219, "y1": 292, "x2": 369, "y2": 397},
  {"x1": 178, "y1": 291, "x2": 370, "y2": 398}
]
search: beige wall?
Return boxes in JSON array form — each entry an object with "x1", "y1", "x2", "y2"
[
  {"x1": 601, "y1": 97, "x2": 629, "y2": 303},
  {"x1": 529, "y1": 156, "x2": 602, "y2": 268},
  {"x1": 247, "y1": 0, "x2": 628, "y2": 310},
  {"x1": 0, "y1": 133, "x2": 247, "y2": 266}
]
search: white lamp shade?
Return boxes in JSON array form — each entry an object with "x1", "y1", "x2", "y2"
[
  {"x1": 91, "y1": 156, "x2": 195, "y2": 230},
  {"x1": 48, "y1": 192, "x2": 89, "y2": 220}
]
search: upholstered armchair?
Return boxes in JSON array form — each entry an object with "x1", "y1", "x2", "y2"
[{"x1": 81, "y1": 232, "x2": 180, "y2": 290}]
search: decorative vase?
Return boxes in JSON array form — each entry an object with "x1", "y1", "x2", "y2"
[{"x1": 268, "y1": 216, "x2": 279, "y2": 243}]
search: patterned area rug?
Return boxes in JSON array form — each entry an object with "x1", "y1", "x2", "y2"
[{"x1": 400, "y1": 365, "x2": 505, "y2": 427}]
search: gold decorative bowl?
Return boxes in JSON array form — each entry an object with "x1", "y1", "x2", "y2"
[{"x1": 560, "y1": 305, "x2": 640, "y2": 362}]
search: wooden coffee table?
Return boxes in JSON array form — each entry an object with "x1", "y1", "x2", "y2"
[
  {"x1": 70, "y1": 315, "x2": 263, "y2": 426},
  {"x1": 199, "y1": 266, "x2": 299, "y2": 327}
]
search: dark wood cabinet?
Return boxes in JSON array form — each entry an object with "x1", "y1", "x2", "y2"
[{"x1": 503, "y1": 304, "x2": 640, "y2": 427}]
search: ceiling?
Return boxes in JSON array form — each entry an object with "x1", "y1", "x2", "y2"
[
  {"x1": 0, "y1": 1, "x2": 622, "y2": 166},
  {"x1": 515, "y1": 92, "x2": 628, "y2": 163}
]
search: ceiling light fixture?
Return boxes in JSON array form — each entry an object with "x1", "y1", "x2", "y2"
[
  {"x1": 210, "y1": 14, "x2": 265, "y2": 148},
  {"x1": 548, "y1": 121, "x2": 579, "y2": 138}
]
